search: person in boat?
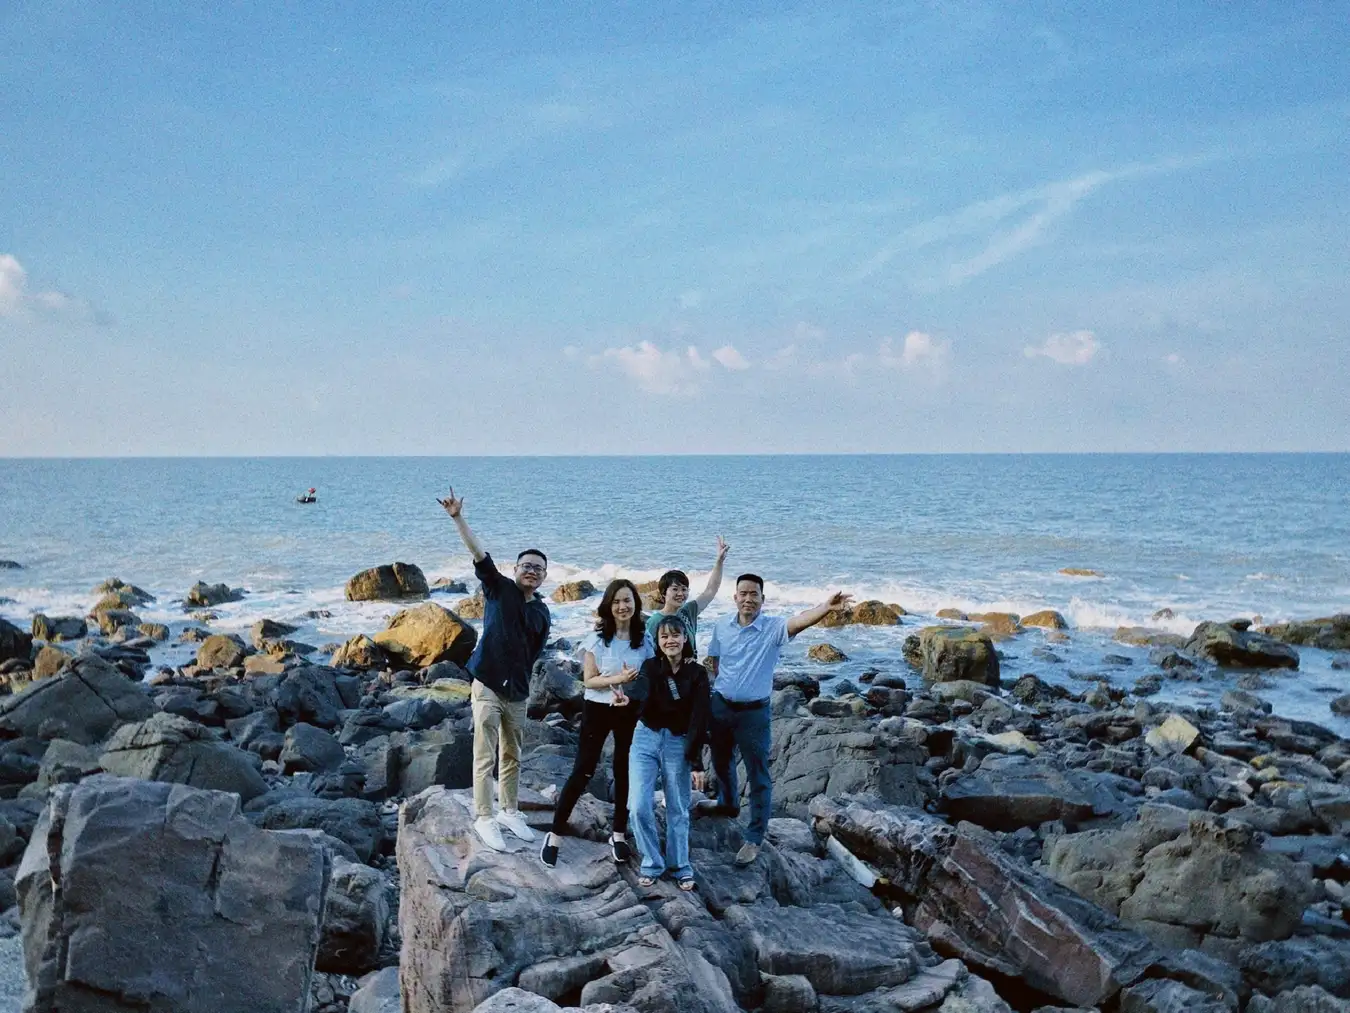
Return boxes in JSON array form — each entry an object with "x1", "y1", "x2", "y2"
[{"x1": 297, "y1": 487, "x2": 317, "y2": 503}]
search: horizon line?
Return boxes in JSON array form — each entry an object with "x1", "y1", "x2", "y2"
[{"x1": 3, "y1": 450, "x2": 1349, "y2": 461}]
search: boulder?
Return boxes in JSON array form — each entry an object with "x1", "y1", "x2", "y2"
[
  {"x1": 1247, "y1": 986, "x2": 1350, "y2": 1012},
  {"x1": 1261, "y1": 616, "x2": 1350, "y2": 652},
  {"x1": 1023, "y1": 610, "x2": 1069, "y2": 630},
  {"x1": 92, "y1": 607, "x2": 141, "y2": 635},
  {"x1": 770, "y1": 717, "x2": 926, "y2": 818},
  {"x1": 527, "y1": 654, "x2": 584, "y2": 720},
  {"x1": 820, "y1": 601, "x2": 904, "y2": 628},
  {"x1": 550, "y1": 580, "x2": 596, "y2": 603},
  {"x1": 917, "y1": 626, "x2": 1000, "y2": 687},
  {"x1": 318, "y1": 858, "x2": 389, "y2": 975},
  {"x1": 1117, "y1": 979, "x2": 1230, "y2": 1012},
  {"x1": 99, "y1": 713, "x2": 268, "y2": 803},
  {"x1": 30, "y1": 614, "x2": 88, "y2": 642},
  {"x1": 16, "y1": 775, "x2": 329, "y2": 1012},
  {"x1": 457, "y1": 593, "x2": 486, "y2": 619},
  {"x1": 940, "y1": 756, "x2": 1125, "y2": 831},
  {"x1": 373, "y1": 603, "x2": 477, "y2": 669},
  {"x1": 350, "y1": 967, "x2": 401, "y2": 1013},
  {"x1": 807, "y1": 643, "x2": 848, "y2": 663},
  {"x1": 0, "y1": 616, "x2": 34, "y2": 664},
  {"x1": 138, "y1": 622, "x2": 169, "y2": 641},
  {"x1": 1145, "y1": 714, "x2": 1202, "y2": 756},
  {"x1": 185, "y1": 580, "x2": 244, "y2": 607},
  {"x1": 254, "y1": 796, "x2": 384, "y2": 864},
  {"x1": 1044, "y1": 807, "x2": 1315, "y2": 949},
  {"x1": 809, "y1": 794, "x2": 1161, "y2": 1008},
  {"x1": 280, "y1": 722, "x2": 348, "y2": 773},
  {"x1": 398, "y1": 786, "x2": 741, "y2": 1013},
  {"x1": 251, "y1": 618, "x2": 298, "y2": 649},
  {"x1": 35, "y1": 738, "x2": 103, "y2": 790},
  {"x1": 1187, "y1": 620, "x2": 1299, "y2": 669},
  {"x1": 32, "y1": 644, "x2": 72, "y2": 680},
  {"x1": 332, "y1": 634, "x2": 389, "y2": 670},
  {"x1": 0, "y1": 655, "x2": 155, "y2": 744},
  {"x1": 93, "y1": 578, "x2": 155, "y2": 604},
  {"x1": 1115, "y1": 627, "x2": 1186, "y2": 648},
  {"x1": 971, "y1": 612, "x2": 1021, "y2": 636},
  {"x1": 1240, "y1": 936, "x2": 1350, "y2": 1000},
  {"x1": 197, "y1": 633, "x2": 248, "y2": 669},
  {"x1": 399, "y1": 732, "x2": 474, "y2": 796},
  {"x1": 345, "y1": 563, "x2": 430, "y2": 601},
  {"x1": 273, "y1": 665, "x2": 346, "y2": 729}
]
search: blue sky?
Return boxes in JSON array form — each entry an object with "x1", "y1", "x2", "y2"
[{"x1": 1, "y1": 2, "x2": 1346, "y2": 455}]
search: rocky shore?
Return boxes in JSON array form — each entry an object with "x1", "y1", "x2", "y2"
[{"x1": 0, "y1": 566, "x2": 1348, "y2": 1011}]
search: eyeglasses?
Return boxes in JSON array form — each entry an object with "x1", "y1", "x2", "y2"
[{"x1": 517, "y1": 562, "x2": 546, "y2": 574}]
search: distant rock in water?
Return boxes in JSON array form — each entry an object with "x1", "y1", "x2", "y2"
[
  {"x1": 0, "y1": 559, "x2": 22, "y2": 569},
  {"x1": 92, "y1": 578, "x2": 155, "y2": 606},
  {"x1": 0, "y1": 616, "x2": 33, "y2": 665},
  {"x1": 1022, "y1": 609, "x2": 1068, "y2": 630},
  {"x1": 808, "y1": 643, "x2": 848, "y2": 663},
  {"x1": 1186, "y1": 619, "x2": 1299, "y2": 670},
  {"x1": 915, "y1": 626, "x2": 1000, "y2": 687},
  {"x1": 30, "y1": 614, "x2": 88, "y2": 642},
  {"x1": 821, "y1": 600, "x2": 905, "y2": 627},
  {"x1": 345, "y1": 563, "x2": 428, "y2": 601},
  {"x1": 1261, "y1": 614, "x2": 1350, "y2": 652},
  {"x1": 1059, "y1": 567, "x2": 1104, "y2": 577},
  {"x1": 550, "y1": 579, "x2": 596, "y2": 603},
  {"x1": 185, "y1": 580, "x2": 245, "y2": 608}
]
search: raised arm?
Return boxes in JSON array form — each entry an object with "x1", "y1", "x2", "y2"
[
  {"x1": 787, "y1": 591, "x2": 853, "y2": 639},
  {"x1": 693, "y1": 535, "x2": 730, "y2": 613},
  {"x1": 437, "y1": 486, "x2": 486, "y2": 563}
]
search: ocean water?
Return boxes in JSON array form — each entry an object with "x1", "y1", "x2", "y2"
[{"x1": 2, "y1": 455, "x2": 1348, "y2": 730}]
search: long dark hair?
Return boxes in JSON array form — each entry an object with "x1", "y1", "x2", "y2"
[
  {"x1": 595, "y1": 578, "x2": 646, "y2": 649},
  {"x1": 653, "y1": 614, "x2": 695, "y2": 667}
]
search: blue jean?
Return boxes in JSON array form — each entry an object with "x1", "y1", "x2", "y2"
[
  {"x1": 709, "y1": 694, "x2": 773, "y2": 845},
  {"x1": 628, "y1": 722, "x2": 693, "y2": 880}
]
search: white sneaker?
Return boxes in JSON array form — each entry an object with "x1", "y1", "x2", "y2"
[
  {"x1": 473, "y1": 816, "x2": 507, "y2": 851},
  {"x1": 496, "y1": 809, "x2": 537, "y2": 842}
]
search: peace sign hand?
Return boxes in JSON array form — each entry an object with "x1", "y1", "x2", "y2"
[{"x1": 715, "y1": 535, "x2": 730, "y2": 562}]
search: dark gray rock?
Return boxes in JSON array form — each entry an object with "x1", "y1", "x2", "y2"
[
  {"x1": 0, "y1": 655, "x2": 154, "y2": 744},
  {"x1": 527, "y1": 653, "x2": 584, "y2": 720},
  {"x1": 0, "y1": 616, "x2": 33, "y2": 665},
  {"x1": 280, "y1": 722, "x2": 347, "y2": 773},
  {"x1": 185, "y1": 580, "x2": 245, "y2": 607},
  {"x1": 1186, "y1": 620, "x2": 1299, "y2": 669},
  {"x1": 941, "y1": 755, "x2": 1133, "y2": 831},
  {"x1": 349, "y1": 967, "x2": 400, "y2": 1013},
  {"x1": 99, "y1": 712, "x2": 268, "y2": 803},
  {"x1": 317, "y1": 858, "x2": 389, "y2": 975},
  {"x1": 273, "y1": 665, "x2": 346, "y2": 729},
  {"x1": 30, "y1": 614, "x2": 88, "y2": 642},
  {"x1": 1241, "y1": 936, "x2": 1350, "y2": 1000},
  {"x1": 768, "y1": 717, "x2": 925, "y2": 818},
  {"x1": 1117, "y1": 978, "x2": 1230, "y2": 1012},
  {"x1": 254, "y1": 796, "x2": 384, "y2": 863}
]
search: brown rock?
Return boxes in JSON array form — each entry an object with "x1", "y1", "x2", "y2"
[
  {"x1": 1060, "y1": 568, "x2": 1104, "y2": 577},
  {"x1": 917, "y1": 626, "x2": 1000, "y2": 687},
  {"x1": 550, "y1": 580, "x2": 596, "y2": 604},
  {"x1": 1022, "y1": 610, "x2": 1069, "y2": 630},
  {"x1": 456, "y1": 593, "x2": 485, "y2": 619},
  {"x1": 373, "y1": 603, "x2": 477, "y2": 669},
  {"x1": 345, "y1": 563, "x2": 429, "y2": 602},
  {"x1": 1114, "y1": 627, "x2": 1187, "y2": 649},
  {"x1": 92, "y1": 608, "x2": 141, "y2": 635},
  {"x1": 31, "y1": 615, "x2": 89, "y2": 642},
  {"x1": 330, "y1": 634, "x2": 389, "y2": 670},
  {"x1": 972, "y1": 612, "x2": 1022, "y2": 636},
  {"x1": 936, "y1": 608, "x2": 968, "y2": 620},
  {"x1": 808, "y1": 643, "x2": 848, "y2": 663},
  {"x1": 1260, "y1": 615, "x2": 1350, "y2": 651},
  {"x1": 196, "y1": 634, "x2": 247, "y2": 669},
  {"x1": 32, "y1": 645, "x2": 72, "y2": 681},
  {"x1": 821, "y1": 601, "x2": 905, "y2": 628}
]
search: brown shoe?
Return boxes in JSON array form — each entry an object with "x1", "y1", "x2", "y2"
[{"x1": 734, "y1": 842, "x2": 760, "y2": 866}]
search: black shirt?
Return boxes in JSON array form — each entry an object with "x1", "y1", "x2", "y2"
[
  {"x1": 465, "y1": 553, "x2": 551, "y2": 702},
  {"x1": 630, "y1": 657, "x2": 711, "y2": 770}
]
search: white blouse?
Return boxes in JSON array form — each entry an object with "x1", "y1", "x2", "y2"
[{"x1": 582, "y1": 630, "x2": 655, "y2": 704}]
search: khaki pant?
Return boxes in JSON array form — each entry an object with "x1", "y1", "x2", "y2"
[{"x1": 471, "y1": 679, "x2": 527, "y2": 819}]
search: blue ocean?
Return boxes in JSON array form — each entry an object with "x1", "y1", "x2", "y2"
[{"x1": 2, "y1": 455, "x2": 1348, "y2": 728}]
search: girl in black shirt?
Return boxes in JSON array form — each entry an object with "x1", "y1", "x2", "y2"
[{"x1": 626, "y1": 614, "x2": 711, "y2": 889}]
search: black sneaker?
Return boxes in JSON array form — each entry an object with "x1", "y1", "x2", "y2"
[
  {"x1": 610, "y1": 835, "x2": 632, "y2": 863},
  {"x1": 540, "y1": 836, "x2": 558, "y2": 868}
]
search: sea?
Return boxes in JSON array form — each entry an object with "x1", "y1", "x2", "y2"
[{"x1": 2, "y1": 454, "x2": 1348, "y2": 732}]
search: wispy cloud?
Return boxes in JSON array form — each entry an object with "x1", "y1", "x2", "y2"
[
  {"x1": 0, "y1": 254, "x2": 97, "y2": 322},
  {"x1": 1024, "y1": 329, "x2": 1101, "y2": 365},
  {"x1": 591, "y1": 340, "x2": 750, "y2": 394},
  {"x1": 712, "y1": 344, "x2": 750, "y2": 370}
]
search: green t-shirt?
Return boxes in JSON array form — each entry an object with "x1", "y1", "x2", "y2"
[{"x1": 645, "y1": 600, "x2": 700, "y2": 654}]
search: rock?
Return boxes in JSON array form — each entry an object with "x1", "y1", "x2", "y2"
[
  {"x1": 456, "y1": 592, "x2": 486, "y2": 619},
  {"x1": 1009, "y1": 674, "x2": 1069, "y2": 706},
  {"x1": 345, "y1": 563, "x2": 429, "y2": 601},
  {"x1": 250, "y1": 617, "x2": 298, "y2": 649},
  {"x1": 92, "y1": 606, "x2": 141, "y2": 635},
  {"x1": 255, "y1": 796, "x2": 384, "y2": 864},
  {"x1": 390, "y1": 677, "x2": 473, "y2": 707},
  {"x1": 1117, "y1": 979, "x2": 1230, "y2": 1012},
  {"x1": 1247, "y1": 986, "x2": 1350, "y2": 1012},
  {"x1": 1223, "y1": 689, "x2": 1272, "y2": 715},
  {"x1": 373, "y1": 603, "x2": 477, "y2": 669},
  {"x1": 1133, "y1": 674, "x2": 1163, "y2": 697},
  {"x1": 281, "y1": 722, "x2": 348, "y2": 773},
  {"x1": 770, "y1": 717, "x2": 926, "y2": 818},
  {"x1": 808, "y1": 643, "x2": 848, "y2": 663},
  {"x1": 1186, "y1": 620, "x2": 1299, "y2": 669},
  {"x1": 971, "y1": 612, "x2": 1021, "y2": 636},
  {"x1": 244, "y1": 653, "x2": 287, "y2": 675},
  {"x1": 1240, "y1": 936, "x2": 1350, "y2": 1000},
  {"x1": 918, "y1": 627, "x2": 1000, "y2": 687},
  {"x1": 30, "y1": 614, "x2": 88, "y2": 642},
  {"x1": 1145, "y1": 714, "x2": 1201, "y2": 756},
  {"x1": 399, "y1": 732, "x2": 474, "y2": 796},
  {"x1": 810, "y1": 795, "x2": 1161, "y2": 1008},
  {"x1": 197, "y1": 633, "x2": 248, "y2": 669},
  {"x1": 761, "y1": 972, "x2": 817, "y2": 1012},
  {"x1": 1262, "y1": 616, "x2": 1350, "y2": 652},
  {"x1": 100, "y1": 712, "x2": 268, "y2": 803},
  {"x1": 431, "y1": 577, "x2": 469, "y2": 593},
  {"x1": 332, "y1": 634, "x2": 389, "y2": 670},
  {"x1": 0, "y1": 559, "x2": 21, "y2": 569},
  {"x1": 936, "y1": 608, "x2": 968, "y2": 620},
  {"x1": 398, "y1": 786, "x2": 741, "y2": 1012},
  {"x1": 0, "y1": 655, "x2": 154, "y2": 744},
  {"x1": 274, "y1": 665, "x2": 347, "y2": 729},
  {"x1": 317, "y1": 858, "x2": 389, "y2": 975},
  {"x1": 1044, "y1": 807, "x2": 1314, "y2": 949},
  {"x1": 0, "y1": 616, "x2": 34, "y2": 665},
  {"x1": 941, "y1": 756, "x2": 1124, "y2": 831},
  {"x1": 821, "y1": 601, "x2": 905, "y2": 628},
  {"x1": 1023, "y1": 610, "x2": 1069, "y2": 630},
  {"x1": 31, "y1": 644, "x2": 72, "y2": 680},
  {"x1": 185, "y1": 580, "x2": 245, "y2": 607},
  {"x1": 1060, "y1": 569, "x2": 1104, "y2": 577},
  {"x1": 138, "y1": 622, "x2": 169, "y2": 641},
  {"x1": 349, "y1": 967, "x2": 401, "y2": 1013},
  {"x1": 93, "y1": 578, "x2": 154, "y2": 603},
  {"x1": 1115, "y1": 627, "x2": 1186, "y2": 648},
  {"x1": 1331, "y1": 695, "x2": 1350, "y2": 718},
  {"x1": 16, "y1": 775, "x2": 329, "y2": 1011},
  {"x1": 35, "y1": 738, "x2": 102, "y2": 790},
  {"x1": 527, "y1": 653, "x2": 584, "y2": 720},
  {"x1": 550, "y1": 580, "x2": 596, "y2": 603}
]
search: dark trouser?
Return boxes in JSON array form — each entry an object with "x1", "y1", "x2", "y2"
[
  {"x1": 709, "y1": 693, "x2": 773, "y2": 845},
  {"x1": 552, "y1": 700, "x2": 639, "y2": 835}
]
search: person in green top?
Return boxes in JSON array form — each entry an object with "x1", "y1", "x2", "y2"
[{"x1": 644, "y1": 536, "x2": 730, "y2": 656}]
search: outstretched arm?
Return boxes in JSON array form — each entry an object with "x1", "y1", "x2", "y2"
[
  {"x1": 693, "y1": 535, "x2": 730, "y2": 613},
  {"x1": 437, "y1": 487, "x2": 486, "y2": 563},
  {"x1": 787, "y1": 591, "x2": 853, "y2": 639}
]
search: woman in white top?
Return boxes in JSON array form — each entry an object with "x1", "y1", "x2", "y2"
[{"x1": 541, "y1": 578, "x2": 653, "y2": 868}]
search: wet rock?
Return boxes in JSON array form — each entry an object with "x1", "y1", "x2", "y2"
[
  {"x1": 808, "y1": 643, "x2": 848, "y2": 663},
  {"x1": 1023, "y1": 610, "x2": 1069, "y2": 630},
  {"x1": 197, "y1": 633, "x2": 248, "y2": 669},
  {"x1": 1009, "y1": 674, "x2": 1070, "y2": 706},
  {"x1": 0, "y1": 617, "x2": 33, "y2": 666},
  {"x1": 345, "y1": 563, "x2": 429, "y2": 601},
  {"x1": 31, "y1": 644, "x2": 72, "y2": 680},
  {"x1": 1133, "y1": 674, "x2": 1163, "y2": 696},
  {"x1": 332, "y1": 634, "x2": 389, "y2": 671},
  {"x1": 1186, "y1": 620, "x2": 1299, "y2": 669},
  {"x1": 1262, "y1": 616, "x2": 1350, "y2": 652},
  {"x1": 373, "y1": 602, "x2": 477, "y2": 669},
  {"x1": 30, "y1": 614, "x2": 88, "y2": 642},
  {"x1": 92, "y1": 607, "x2": 141, "y2": 635},
  {"x1": 16, "y1": 775, "x2": 329, "y2": 1012},
  {"x1": 820, "y1": 600, "x2": 905, "y2": 628},
  {"x1": 138, "y1": 622, "x2": 169, "y2": 641},
  {"x1": 185, "y1": 580, "x2": 245, "y2": 607},
  {"x1": 528, "y1": 653, "x2": 584, "y2": 720},
  {"x1": 1331, "y1": 695, "x2": 1350, "y2": 718},
  {"x1": 1061, "y1": 569, "x2": 1104, "y2": 577},
  {"x1": 1149, "y1": 647, "x2": 1195, "y2": 670},
  {"x1": 1224, "y1": 690, "x2": 1273, "y2": 715},
  {"x1": 1247, "y1": 985, "x2": 1350, "y2": 1012},
  {"x1": 0, "y1": 655, "x2": 154, "y2": 744},
  {"x1": 550, "y1": 580, "x2": 596, "y2": 603},
  {"x1": 918, "y1": 627, "x2": 1000, "y2": 687},
  {"x1": 100, "y1": 712, "x2": 268, "y2": 803},
  {"x1": 1115, "y1": 627, "x2": 1186, "y2": 649},
  {"x1": 774, "y1": 672, "x2": 821, "y2": 700},
  {"x1": 972, "y1": 612, "x2": 1022, "y2": 636}
]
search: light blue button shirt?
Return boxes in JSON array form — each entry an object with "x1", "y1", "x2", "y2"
[{"x1": 705, "y1": 612, "x2": 790, "y2": 702}]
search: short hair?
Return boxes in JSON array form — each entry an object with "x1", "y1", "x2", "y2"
[
  {"x1": 658, "y1": 569, "x2": 689, "y2": 597},
  {"x1": 735, "y1": 573, "x2": 764, "y2": 592},
  {"x1": 516, "y1": 549, "x2": 548, "y2": 565},
  {"x1": 653, "y1": 614, "x2": 695, "y2": 662}
]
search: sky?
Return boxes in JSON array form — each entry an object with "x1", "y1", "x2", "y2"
[{"x1": 1, "y1": 2, "x2": 1347, "y2": 456}]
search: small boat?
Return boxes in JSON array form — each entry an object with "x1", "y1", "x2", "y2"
[{"x1": 296, "y1": 487, "x2": 318, "y2": 504}]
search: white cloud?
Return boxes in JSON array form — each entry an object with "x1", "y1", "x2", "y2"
[
  {"x1": 712, "y1": 344, "x2": 750, "y2": 370},
  {"x1": 879, "y1": 330, "x2": 949, "y2": 369},
  {"x1": 0, "y1": 254, "x2": 89, "y2": 321},
  {"x1": 1024, "y1": 330, "x2": 1101, "y2": 365},
  {"x1": 0, "y1": 255, "x2": 30, "y2": 315},
  {"x1": 686, "y1": 345, "x2": 711, "y2": 371},
  {"x1": 1164, "y1": 352, "x2": 1183, "y2": 365}
]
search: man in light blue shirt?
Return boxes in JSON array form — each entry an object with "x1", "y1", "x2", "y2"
[{"x1": 705, "y1": 573, "x2": 851, "y2": 866}]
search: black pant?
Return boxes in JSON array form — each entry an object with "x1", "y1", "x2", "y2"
[{"x1": 552, "y1": 700, "x2": 639, "y2": 835}]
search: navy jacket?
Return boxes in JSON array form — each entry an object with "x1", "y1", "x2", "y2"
[{"x1": 466, "y1": 553, "x2": 551, "y2": 702}]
